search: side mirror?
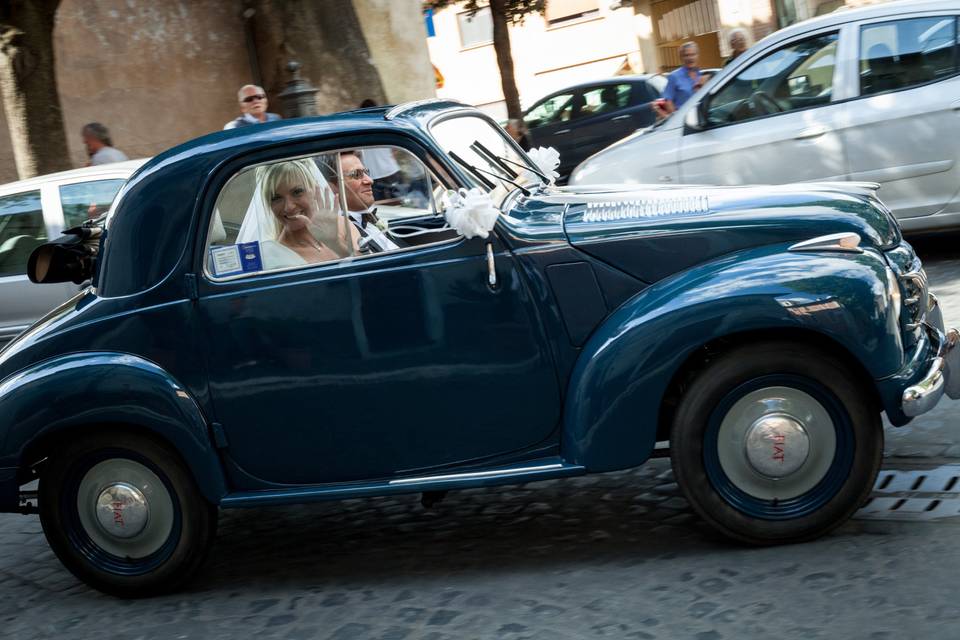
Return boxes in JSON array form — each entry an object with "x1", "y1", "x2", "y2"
[
  {"x1": 685, "y1": 100, "x2": 707, "y2": 131},
  {"x1": 788, "y1": 75, "x2": 811, "y2": 97}
]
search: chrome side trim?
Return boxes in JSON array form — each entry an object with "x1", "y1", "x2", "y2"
[
  {"x1": 582, "y1": 194, "x2": 710, "y2": 222},
  {"x1": 788, "y1": 232, "x2": 862, "y2": 254},
  {"x1": 388, "y1": 463, "x2": 563, "y2": 485}
]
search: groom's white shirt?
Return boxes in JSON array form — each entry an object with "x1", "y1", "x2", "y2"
[{"x1": 348, "y1": 210, "x2": 399, "y2": 251}]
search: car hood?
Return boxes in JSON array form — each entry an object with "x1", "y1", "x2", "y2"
[{"x1": 548, "y1": 181, "x2": 900, "y2": 284}]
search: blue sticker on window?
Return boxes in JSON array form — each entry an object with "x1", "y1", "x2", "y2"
[{"x1": 237, "y1": 241, "x2": 263, "y2": 272}]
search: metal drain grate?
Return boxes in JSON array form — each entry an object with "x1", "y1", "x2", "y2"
[{"x1": 855, "y1": 464, "x2": 960, "y2": 521}]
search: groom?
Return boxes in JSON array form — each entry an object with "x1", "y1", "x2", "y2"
[{"x1": 328, "y1": 151, "x2": 399, "y2": 253}]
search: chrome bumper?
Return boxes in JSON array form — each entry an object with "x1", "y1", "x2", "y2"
[{"x1": 902, "y1": 294, "x2": 960, "y2": 417}]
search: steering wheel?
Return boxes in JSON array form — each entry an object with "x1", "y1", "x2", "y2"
[{"x1": 750, "y1": 91, "x2": 783, "y2": 115}]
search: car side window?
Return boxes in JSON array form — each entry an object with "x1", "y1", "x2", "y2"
[
  {"x1": 205, "y1": 147, "x2": 453, "y2": 279},
  {"x1": 860, "y1": 16, "x2": 958, "y2": 97},
  {"x1": 581, "y1": 84, "x2": 632, "y2": 115},
  {"x1": 707, "y1": 32, "x2": 838, "y2": 126},
  {"x1": 0, "y1": 190, "x2": 46, "y2": 278},
  {"x1": 524, "y1": 92, "x2": 576, "y2": 128},
  {"x1": 59, "y1": 179, "x2": 126, "y2": 229}
]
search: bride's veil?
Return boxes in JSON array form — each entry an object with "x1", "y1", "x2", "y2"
[{"x1": 235, "y1": 157, "x2": 336, "y2": 244}]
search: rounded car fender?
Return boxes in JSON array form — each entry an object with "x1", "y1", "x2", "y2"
[
  {"x1": 563, "y1": 245, "x2": 901, "y2": 472},
  {"x1": 0, "y1": 352, "x2": 227, "y2": 504}
]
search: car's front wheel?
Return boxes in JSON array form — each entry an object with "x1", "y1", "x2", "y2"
[
  {"x1": 670, "y1": 341, "x2": 882, "y2": 544},
  {"x1": 38, "y1": 431, "x2": 217, "y2": 597}
]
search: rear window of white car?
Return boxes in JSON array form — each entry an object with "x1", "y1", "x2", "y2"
[
  {"x1": 860, "y1": 16, "x2": 958, "y2": 96},
  {"x1": 60, "y1": 179, "x2": 126, "y2": 229},
  {"x1": 0, "y1": 190, "x2": 45, "y2": 277}
]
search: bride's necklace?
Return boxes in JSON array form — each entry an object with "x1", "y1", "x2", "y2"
[{"x1": 281, "y1": 231, "x2": 324, "y2": 253}]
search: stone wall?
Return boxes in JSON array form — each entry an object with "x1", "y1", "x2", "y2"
[
  {"x1": 0, "y1": 0, "x2": 434, "y2": 185},
  {"x1": 353, "y1": 0, "x2": 437, "y2": 105}
]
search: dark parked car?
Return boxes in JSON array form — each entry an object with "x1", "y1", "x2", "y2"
[
  {"x1": 522, "y1": 75, "x2": 667, "y2": 181},
  {"x1": 2, "y1": 100, "x2": 957, "y2": 597}
]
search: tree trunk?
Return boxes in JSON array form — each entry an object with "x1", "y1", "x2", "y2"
[
  {"x1": 0, "y1": 0, "x2": 69, "y2": 179},
  {"x1": 489, "y1": 0, "x2": 522, "y2": 121}
]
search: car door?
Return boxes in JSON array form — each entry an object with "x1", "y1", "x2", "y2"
[
  {"x1": 198, "y1": 145, "x2": 562, "y2": 486},
  {"x1": 523, "y1": 89, "x2": 583, "y2": 172},
  {"x1": 0, "y1": 187, "x2": 75, "y2": 346},
  {"x1": 679, "y1": 29, "x2": 849, "y2": 186},
  {"x1": 563, "y1": 82, "x2": 653, "y2": 170},
  {"x1": 840, "y1": 14, "x2": 960, "y2": 221}
]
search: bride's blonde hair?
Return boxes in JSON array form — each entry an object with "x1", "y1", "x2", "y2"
[{"x1": 257, "y1": 159, "x2": 319, "y2": 237}]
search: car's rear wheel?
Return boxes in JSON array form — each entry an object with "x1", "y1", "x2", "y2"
[
  {"x1": 38, "y1": 431, "x2": 217, "y2": 597},
  {"x1": 670, "y1": 341, "x2": 882, "y2": 544}
]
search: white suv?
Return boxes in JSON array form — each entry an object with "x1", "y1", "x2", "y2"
[
  {"x1": 0, "y1": 160, "x2": 145, "y2": 346},
  {"x1": 570, "y1": 0, "x2": 960, "y2": 234}
]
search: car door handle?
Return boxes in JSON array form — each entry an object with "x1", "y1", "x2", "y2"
[
  {"x1": 951, "y1": 99, "x2": 960, "y2": 111},
  {"x1": 555, "y1": 129, "x2": 571, "y2": 135},
  {"x1": 486, "y1": 242, "x2": 497, "y2": 289},
  {"x1": 612, "y1": 115, "x2": 632, "y2": 121},
  {"x1": 795, "y1": 126, "x2": 829, "y2": 140}
]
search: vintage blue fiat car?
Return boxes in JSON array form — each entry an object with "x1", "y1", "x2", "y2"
[{"x1": 1, "y1": 100, "x2": 957, "y2": 597}]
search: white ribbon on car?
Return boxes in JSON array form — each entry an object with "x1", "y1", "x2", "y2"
[
  {"x1": 443, "y1": 188, "x2": 500, "y2": 239},
  {"x1": 525, "y1": 146, "x2": 561, "y2": 186}
]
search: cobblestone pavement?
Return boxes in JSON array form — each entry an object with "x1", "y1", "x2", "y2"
[
  {"x1": 4, "y1": 460, "x2": 960, "y2": 640},
  {"x1": 3, "y1": 240, "x2": 960, "y2": 639}
]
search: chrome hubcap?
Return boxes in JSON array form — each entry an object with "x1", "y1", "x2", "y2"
[
  {"x1": 744, "y1": 414, "x2": 810, "y2": 478},
  {"x1": 76, "y1": 459, "x2": 174, "y2": 559},
  {"x1": 94, "y1": 483, "x2": 149, "y2": 539},
  {"x1": 717, "y1": 386, "x2": 836, "y2": 501}
]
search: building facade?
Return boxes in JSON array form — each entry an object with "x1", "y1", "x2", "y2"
[{"x1": 426, "y1": 0, "x2": 888, "y2": 118}]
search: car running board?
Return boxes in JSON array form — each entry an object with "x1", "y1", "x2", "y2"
[{"x1": 219, "y1": 458, "x2": 586, "y2": 508}]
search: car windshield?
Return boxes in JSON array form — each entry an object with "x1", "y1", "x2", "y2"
[{"x1": 430, "y1": 114, "x2": 542, "y2": 204}]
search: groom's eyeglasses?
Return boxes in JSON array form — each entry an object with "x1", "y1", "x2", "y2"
[
  {"x1": 241, "y1": 94, "x2": 266, "y2": 103},
  {"x1": 343, "y1": 168, "x2": 371, "y2": 180}
]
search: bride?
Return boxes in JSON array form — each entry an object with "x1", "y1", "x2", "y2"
[{"x1": 237, "y1": 158, "x2": 358, "y2": 269}]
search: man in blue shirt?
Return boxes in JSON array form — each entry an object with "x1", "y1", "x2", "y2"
[{"x1": 662, "y1": 42, "x2": 701, "y2": 113}]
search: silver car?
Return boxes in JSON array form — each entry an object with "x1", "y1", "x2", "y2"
[
  {"x1": 0, "y1": 160, "x2": 145, "y2": 346},
  {"x1": 571, "y1": 0, "x2": 960, "y2": 234}
]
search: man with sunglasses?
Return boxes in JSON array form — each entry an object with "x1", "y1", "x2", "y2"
[
  {"x1": 323, "y1": 151, "x2": 399, "y2": 252},
  {"x1": 223, "y1": 84, "x2": 282, "y2": 130}
]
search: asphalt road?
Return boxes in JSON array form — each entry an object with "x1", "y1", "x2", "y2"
[{"x1": 3, "y1": 236, "x2": 960, "y2": 640}]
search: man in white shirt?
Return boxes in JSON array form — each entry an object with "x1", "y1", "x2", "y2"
[
  {"x1": 333, "y1": 152, "x2": 399, "y2": 252},
  {"x1": 82, "y1": 123, "x2": 129, "y2": 166}
]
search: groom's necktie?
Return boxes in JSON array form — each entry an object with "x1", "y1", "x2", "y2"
[{"x1": 360, "y1": 208, "x2": 379, "y2": 229}]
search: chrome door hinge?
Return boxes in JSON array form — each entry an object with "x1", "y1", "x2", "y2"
[
  {"x1": 210, "y1": 422, "x2": 229, "y2": 449},
  {"x1": 184, "y1": 273, "x2": 198, "y2": 301}
]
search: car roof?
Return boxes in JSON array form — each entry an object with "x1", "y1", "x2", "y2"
[
  {"x1": 765, "y1": 0, "x2": 955, "y2": 43},
  {"x1": 0, "y1": 158, "x2": 149, "y2": 192}
]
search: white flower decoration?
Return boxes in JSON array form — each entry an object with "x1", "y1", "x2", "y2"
[
  {"x1": 525, "y1": 146, "x2": 561, "y2": 185},
  {"x1": 375, "y1": 218, "x2": 389, "y2": 233},
  {"x1": 443, "y1": 188, "x2": 500, "y2": 239}
]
